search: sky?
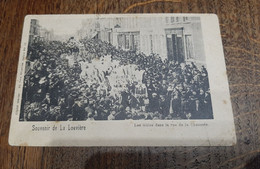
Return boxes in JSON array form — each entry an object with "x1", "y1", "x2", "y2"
[{"x1": 38, "y1": 18, "x2": 84, "y2": 36}]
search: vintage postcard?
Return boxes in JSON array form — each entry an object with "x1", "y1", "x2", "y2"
[{"x1": 9, "y1": 14, "x2": 236, "y2": 146}]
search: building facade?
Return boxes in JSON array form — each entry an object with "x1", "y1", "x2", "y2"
[
  {"x1": 77, "y1": 16, "x2": 206, "y2": 64},
  {"x1": 29, "y1": 19, "x2": 54, "y2": 44}
]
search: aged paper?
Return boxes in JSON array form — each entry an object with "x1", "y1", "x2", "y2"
[{"x1": 9, "y1": 14, "x2": 236, "y2": 146}]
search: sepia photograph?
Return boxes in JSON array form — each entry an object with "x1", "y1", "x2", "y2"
[{"x1": 19, "y1": 16, "x2": 213, "y2": 121}]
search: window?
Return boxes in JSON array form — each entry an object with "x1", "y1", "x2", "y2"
[
  {"x1": 171, "y1": 17, "x2": 175, "y2": 23},
  {"x1": 108, "y1": 32, "x2": 112, "y2": 44},
  {"x1": 185, "y1": 35, "x2": 194, "y2": 59},
  {"x1": 125, "y1": 35, "x2": 129, "y2": 49},
  {"x1": 183, "y1": 17, "x2": 189, "y2": 22},
  {"x1": 166, "y1": 17, "x2": 169, "y2": 24}
]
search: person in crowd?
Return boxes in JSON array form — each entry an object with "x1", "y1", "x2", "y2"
[{"x1": 21, "y1": 37, "x2": 213, "y2": 121}]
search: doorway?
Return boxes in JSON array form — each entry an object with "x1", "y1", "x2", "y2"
[{"x1": 166, "y1": 28, "x2": 184, "y2": 63}]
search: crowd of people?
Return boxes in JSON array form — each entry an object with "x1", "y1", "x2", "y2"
[{"x1": 20, "y1": 37, "x2": 213, "y2": 121}]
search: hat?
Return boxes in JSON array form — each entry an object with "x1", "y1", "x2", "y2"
[
  {"x1": 152, "y1": 93, "x2": 157, "y2": 96},
  {"x1": 67, "y1": 114, "x2": 73, "y2": 118}
]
